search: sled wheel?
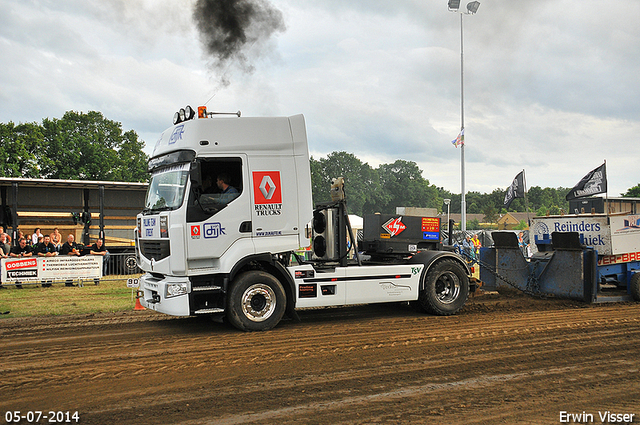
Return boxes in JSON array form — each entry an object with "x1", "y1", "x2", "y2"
[{"x1": 630, "y1": 273, "x2": 640, "y2": 302}]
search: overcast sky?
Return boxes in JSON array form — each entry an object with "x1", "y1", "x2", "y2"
[{"x1": 1, "y1": 0, "x2": 639, "y2": 198}]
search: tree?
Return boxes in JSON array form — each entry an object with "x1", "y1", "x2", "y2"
[
  {"x1": 623, "y1": 184, "x2": 640, "y2": 197},
  {"x1": 39, "y1": 111, "x2": 148, "y2": 182},
  {"x1": 376, "y1": 160, "x2": 439, "y2": 214},
  {"x1": 482, "y1": 205, "x2": 499, "y2": 225},
  {"x1": 310, "y1": 151, "x2": 385, "y2": 216},
  {"x1": 0, "y1": 121, "x2": 43, "y2": 178}
]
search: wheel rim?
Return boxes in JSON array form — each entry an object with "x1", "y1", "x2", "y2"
[
  {"x1": 241, "y1": 283, "x2": 277, "y2": 322},
  {"x1": 434, "y1": 271, "x2": 461, "y2": 304}
]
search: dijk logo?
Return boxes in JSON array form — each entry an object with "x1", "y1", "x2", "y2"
[{"x1": 253, "y1": 171, "x2": 282, "y2": 204}]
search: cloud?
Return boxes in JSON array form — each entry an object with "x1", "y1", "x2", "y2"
[{"x1": 0, "y1": 0, "x2": 638, "y2": 197}]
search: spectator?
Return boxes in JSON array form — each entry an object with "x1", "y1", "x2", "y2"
[
  {"x1": 60, "y1": 234, "x2": 81, "y2": 256},
  {"x1": 60, "y1": 234, "x2": 81, "y2": 287},
  {"x1": 471, "y1": 234, "x2": 482, "y2": 256},
  {"x1": 89, "y1": 238, "x2": 109, "y2": 280},
  {"x1": 10, "y1": 237, "x2": 33, "y2": 257},
  {"x1": 0, "y1": 233, "x2": 10, "y2": 258},
  {"x1": 462, "y1": 235, "x2": 474, "y2": 262},
  {"x1": 36, "y1": 235, "x2": 57, "y2": 288},
  {"x1": 50, "y1": 227, "x2": 63, "y2": 252},
  {"x1": 36, "y1": 235, "x2": 58, "y2": 257},
  {"x1": 10, "y1": 237, "x2": 33, "y2": 289},
  {"x1": 518, "y1": 232, "x2": 530, "y2": 258},
  {"x1": 31, "y1": 228, "x2": 43, "y2": 246}
]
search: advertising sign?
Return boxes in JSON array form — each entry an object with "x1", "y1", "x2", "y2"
[
  {"x1": 1, "y1": 256, "x2": 102, "y2": 282},
  {"x1": 531, "y1": 216, "x2": 612, "y2": 255},
  {"x1": 609, "y1": 214, "x2": 640, "y2": 255}
]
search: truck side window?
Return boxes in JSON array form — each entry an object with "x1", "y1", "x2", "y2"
[{"x1": 187, "y1": 158, "x2": 243, "y2": 222}]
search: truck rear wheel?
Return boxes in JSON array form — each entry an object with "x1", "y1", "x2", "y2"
[
  {"x1": 419, "y1": 258, "x2": 469, "y2": 315},
  {"x1": 227, "y1": 271, "x2": 286, "y2": 331},
  {"x1": 631, "y1": 273, "x2": 640, "y2": 302}
]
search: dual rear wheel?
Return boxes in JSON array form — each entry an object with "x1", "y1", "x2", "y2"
[{"x1": 418, "y1": 258, "x2": 469, "y2": 315}]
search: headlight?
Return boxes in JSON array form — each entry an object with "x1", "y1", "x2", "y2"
[{"x1": 166, "y1": 283, "x2": 188, "y2": 298}]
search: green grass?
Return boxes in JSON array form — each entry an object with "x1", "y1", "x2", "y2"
[{"x1": 0, "y1": 276, "x2": 142, "y2": 318}]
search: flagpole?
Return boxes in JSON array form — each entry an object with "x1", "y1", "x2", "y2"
[
  {"x1": 460, "y1": 12, "x2": 466, "y2": 231},
  {"x1": 604, "y1": 159, "x2": 609, "y2": 214}
]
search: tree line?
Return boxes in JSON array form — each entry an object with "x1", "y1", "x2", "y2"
[
  {"x1": 0, "y1": 111, "x2": 148, "y2": 182},
  {"x1": 2, "y1": 111, "x2": 638, "y2": 222},
  {"x1": 309, "y1": 151, "x2": 594, "y2": 220}
]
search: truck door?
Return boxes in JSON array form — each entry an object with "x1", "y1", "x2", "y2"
[{"x1": 186, "y1": 156, "x2": 251, "y2": 261}]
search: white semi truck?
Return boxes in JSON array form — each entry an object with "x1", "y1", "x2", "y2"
[{"x1": 136, "y1": 107, "x2": 471, "y2": 331}]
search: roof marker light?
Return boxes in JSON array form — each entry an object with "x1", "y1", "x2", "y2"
[{"x1": 185, "y1": 105, "x2": 195, "y2": 120}]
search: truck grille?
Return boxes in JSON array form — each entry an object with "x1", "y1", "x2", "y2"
[{"x1": 139, "y1": 240, "x2": 170, "y2": 261}]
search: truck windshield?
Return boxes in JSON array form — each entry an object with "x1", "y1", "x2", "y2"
[{"x1": 144, "y1": 164, "x2": 189, "y2": 212}]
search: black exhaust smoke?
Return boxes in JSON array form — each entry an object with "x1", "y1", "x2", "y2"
[{"x1": 193, "y1": 0, "x2": 285, "y2": 84}]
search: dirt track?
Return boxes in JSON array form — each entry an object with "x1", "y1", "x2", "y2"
[{"x1": 1, "y1": 294, "x2": 639, "y2": 425}]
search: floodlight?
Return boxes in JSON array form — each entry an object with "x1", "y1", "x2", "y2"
[
  {"x1": 448, "y1": 0, "x2": 461, "y2": 11},
  {"x1": 466, "y1": 1, "x2": 480, "y2": 14}
]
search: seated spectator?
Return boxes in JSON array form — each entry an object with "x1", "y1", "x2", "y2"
[
  {"x1": 60, "y1": 234, "x2": 82, "y2": 256},
  {"x1": 0, "y1": 233, "x2": 10, "y2": 258},
  {"x1": 60, "y1": 234, "x2": 81, "y2": 287},
  {"x1": 10, "y1": 237, "x2": 33, "y2": 289},
  {"x1": 10, "y1": 237, "x2": 33, "y2": 257},
  {"x1": 31, "y1": 228, "x2": 43, "y2": 246},
  {"x1": 36, "y1": 235, "x2": 58, "y2": 257},
  {"x1": 89, "y1": 238, "x2": 110, "y2": 282},
  {"x1": 50, "y1": 228, "x2": 63, "y2": 252}
]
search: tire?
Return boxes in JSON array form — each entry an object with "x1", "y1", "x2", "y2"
[
  {"x1": 124, "y1": 255, "x2": 139, "y2": 274},
  {"x1": 227, "y1": 271, "x2": 287, "y2": 331},
  {"x1": 631, "y1": 273, "x2": 640, "y2": 302},
  {"x1": 419, "y1": 258, "x2": 469, "y2": 315}
]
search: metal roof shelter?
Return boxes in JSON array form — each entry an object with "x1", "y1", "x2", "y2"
[{"x1": 0, "y1": 177, "x2": 148, "y2": 247}]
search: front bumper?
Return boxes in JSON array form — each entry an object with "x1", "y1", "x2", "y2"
[{"x1": 140, "y1": 273, "x2": 191, "y2": 316}]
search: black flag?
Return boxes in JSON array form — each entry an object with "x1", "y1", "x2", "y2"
[
  {"x1": 504, "y1": 171, "x2": 525, "y2": 209},
  {"x1": 565, "y1": 163, "x2": 607, "y2": 201}
]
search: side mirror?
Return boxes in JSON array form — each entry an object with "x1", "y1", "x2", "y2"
[{"x1": 190, "y1": 161, "x2": 202, "y2": 188}]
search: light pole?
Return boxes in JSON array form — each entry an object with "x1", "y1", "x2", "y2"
[
  {"x1": 444, "y1": 198, "x2": 451, "y2": 232},
  {"x1": 448, "y1": 0, "x2": 480, "y2": 231}
]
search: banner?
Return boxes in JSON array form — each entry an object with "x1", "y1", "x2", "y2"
[
  {"x1": 503, "y1": 171, "x2": 525, "y2": 208},
  {"x1": 1, "y1": 256, "x2": 102, "y2": 282},
  {"x1": 565, "y1": 162, "x2": 607, "y2": 201}
]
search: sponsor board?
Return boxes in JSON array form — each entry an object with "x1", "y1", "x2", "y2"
[
  {"x1": 1, "y1": 256, "x2": 102, "y2": 282},
  {"x1": 531, "y1": 216, "x2": 611, "y2": 255},
  {"x1": 422, "y1": 217, "x2": 440, "y2": 240}
]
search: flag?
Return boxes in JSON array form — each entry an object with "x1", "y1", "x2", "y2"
[
  {"x1": 565, "y1": 162, "x2": 607, "y2": 201},
  {"x1": 504, "y1": 171, "x2": 525, "y2": 208},
  {"x1": 451, "y1": 129, "x2": 464, "y2": 148}
]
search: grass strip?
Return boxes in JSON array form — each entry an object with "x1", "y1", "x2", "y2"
[{"x1": 0, "y1": 276, "x2": 142, "y2": 318}]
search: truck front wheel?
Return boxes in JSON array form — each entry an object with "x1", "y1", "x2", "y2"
[
  {"x1": 419, "y1": 258, "x2": 469, "y2": 315},
  {"x1": 630, "y1": 273, "x2": 640, "y2": 302},
  {"x1": 227, "y1": 271, "x2": 286, "y2": 331}
]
